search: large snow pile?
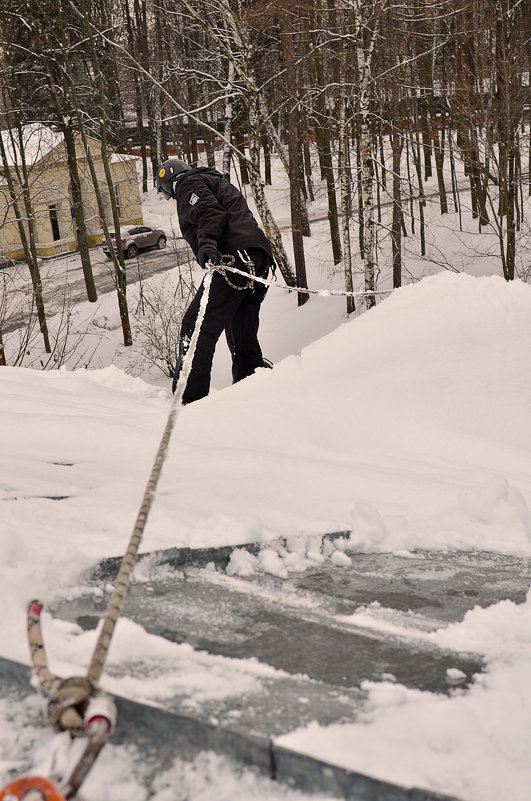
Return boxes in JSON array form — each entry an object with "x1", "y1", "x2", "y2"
[
  {"x1": 2, "y1": 272, "x2": 531, "y2": 620},
  {"x1": 1, "y1": 271, "x2": 531, "y2": 801},
  {"x1": 155, "y1": 270, "x2": 531, "y2": 556}
]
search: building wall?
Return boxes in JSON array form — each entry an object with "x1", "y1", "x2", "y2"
[
  {"x1": 0, "y1": 135, "x2": 143, "y2": 261},
  {"x1": 0, "y1": 185, "x2": 27, "y2": 259}
]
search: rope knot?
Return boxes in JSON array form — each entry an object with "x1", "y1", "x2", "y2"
[{"x1": 47, "y1": 676, "x2": 99, "y2": 738}]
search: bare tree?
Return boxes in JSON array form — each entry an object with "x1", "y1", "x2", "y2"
[
  {"x1": 69, "y1": 0, "x2": 133, "y2": 345},
  {"x1": 0, "y1": 111, "x2": 52, "y2": 352}
]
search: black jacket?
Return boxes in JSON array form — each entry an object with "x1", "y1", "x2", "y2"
[{"x1": 173, "y1": 167, "x2": 273, "y2": 261}]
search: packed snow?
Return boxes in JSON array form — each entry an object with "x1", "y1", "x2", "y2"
[{"x1": 1, "y1": 157, "x2": 531, "y2": 801}]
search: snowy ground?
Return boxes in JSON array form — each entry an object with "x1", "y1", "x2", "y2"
[{"x1": 1, "y1": 152, "x2": 531, "y2": 801}]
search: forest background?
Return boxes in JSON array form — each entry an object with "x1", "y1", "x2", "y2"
[{"x1": 0, "y1": 0, "x2": 530, "y2": 366}]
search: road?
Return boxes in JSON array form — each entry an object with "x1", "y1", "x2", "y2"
[{"x1": 2, "y1": 242, "x2": 193, "y2": 335}]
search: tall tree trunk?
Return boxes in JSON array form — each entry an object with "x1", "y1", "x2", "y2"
[
  {"x1": 62, "y1": 120, "x2": 97, "y2": 301},
  {"x1": 283, "y1": 19, "x2": 309, "y2": 304},
  {"x1": 359, "y1": 118, "x2": 377, "y2": 310},
  {"x1": 51, "y1": 0, "x2": 97, "y2": 301},
  {"x1": 339, "y1": 98, "x2": 355, "y2": 315},
  {"x1": 1, "y1": 118, "x2": 51, "y2": 353},
  {"x1": 288, "y1": 131, "x2": 309, "y2": 306},
  {"x1": 235, "y1": 125, "x2": 250, "y2": 186},
  {"x1": 316, "y1": 123, "x2": 342, "y2": 265},
  {"x1": 411, "y1": 96, "x2": 426, "y2": 256},
  {"x1": 204, "y1": 113, "x2": 216, "y2": 168},
  {"x1": 262, "y1": 135, "x2": 272, "y2": 185},
  {"x1": 391, "y1": 93, "x2": 403, "y2": 288},
  {"x1": 76, "y1": 0, "x2": 132, "y2": 345},
  {"x1": 505, "y1": 151, "x2": 516, "y2": 280},
  {"x1": 134, "y1": 75, "x2": 149, "y2": 191},
  {"x1": 247, "y1": 98, "x2": 296, "y2": 287},
  {"x1": 309, "y1": 2, "x2": 342, "y2": 264},
  {"x1": 458, "y1": 7, "x2": 489, "y2": 226},
  {"x1": 222, "y1": 61, "x2": 235, "y2": 180},
  {"x1": 124, "y1": 0, "x2": 148, "y2": 191},
  {"x1": 429, "y1": 95, "x2": 448, "y2": 215},
  {"x1": 419, "y1": 98, "x2": 432, "y2": 180},
  {"x1": 302, "y1": 134, "x2": 314, "y2": 203},
  {"x1": 353, "y1": 0, "x2": 379, "y2": 310}
]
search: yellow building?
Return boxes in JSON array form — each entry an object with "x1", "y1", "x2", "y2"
[{"x1": 0, "y1": 124, "x2": 143, "y2": 260}]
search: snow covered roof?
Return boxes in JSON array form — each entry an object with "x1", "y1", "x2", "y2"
[
  {"x1": 111, "y1": 152, "x2": 140, "y2": 163},
  {"x1": 0, "y1": 123, "x2": 64, "y2": 167},
  {"x1": 0, "y1": 123, "x2": 139, "y2": 169}
]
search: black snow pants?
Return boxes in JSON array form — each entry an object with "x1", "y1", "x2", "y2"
[{"x1": 172, "y1": 248, "x2": 270, "y2": 404}]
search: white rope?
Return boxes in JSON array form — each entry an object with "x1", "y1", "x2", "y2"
[
  {"x1": 87, "y1": 269, "x2": 215, "y2": 684},
  {"x1": 213, "y1": 255, "x2": 393, "y2": 299},
  {"x1": 172, "y1": 268, "x2": 214, "y2": 401}
]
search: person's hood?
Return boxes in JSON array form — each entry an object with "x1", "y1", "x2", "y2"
[{"x1": 181, "y1": 167, "x2": 224, "y2": 180}]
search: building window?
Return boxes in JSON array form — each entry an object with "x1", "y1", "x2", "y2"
[{"x1": 49, "y1": 204, "x2": 61, "y2": 241}]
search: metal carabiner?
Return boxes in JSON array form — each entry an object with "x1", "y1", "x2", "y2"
[{"x1": 218, "y1": 253, "x2": 255, "y2": 291}]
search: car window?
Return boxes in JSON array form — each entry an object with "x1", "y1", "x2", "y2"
[
  {"x1": 139, "y1": 227, "x2": 152, "y2": 233},
  {"x1": 127, "y1": 228, "x2": 140, "y2": 235}
]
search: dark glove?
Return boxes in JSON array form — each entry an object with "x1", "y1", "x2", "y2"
[{"x1": 197, "y1": 242, "x2": 221, "y2": 269}]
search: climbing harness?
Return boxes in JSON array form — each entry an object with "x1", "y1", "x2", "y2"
[{"x1": 2, "y1": 270, "x2": 217, "y2": 801}]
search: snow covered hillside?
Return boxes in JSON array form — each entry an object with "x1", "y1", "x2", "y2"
[
  {"x1": 3, "y1": 273, "x2": 530, "y2": 606},
  {"x1": 2, "y1": 268, "x2": 531, "y2": 801}
]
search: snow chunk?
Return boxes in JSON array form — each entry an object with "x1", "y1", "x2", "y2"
[
  {"x1": 331, "y1": 550, "x2": 352, "y2": 567},
  {"x1": 226, "y1": 549, "x2": 258, "y2": 577}
]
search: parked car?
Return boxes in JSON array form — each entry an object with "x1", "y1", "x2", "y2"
[{"x1": 103, "y1": 226, "x2": 167, "y2": 259}]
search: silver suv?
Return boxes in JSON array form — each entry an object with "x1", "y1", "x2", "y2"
[{"x1": 103, "y1": 226, "x2": 167, "y2": 259}]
